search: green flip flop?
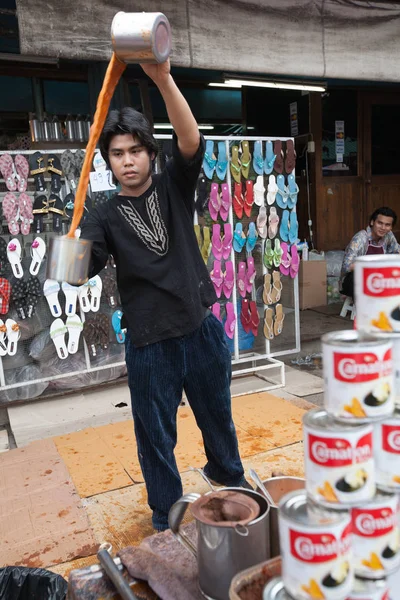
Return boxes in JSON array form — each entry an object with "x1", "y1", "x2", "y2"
[
  {"x1": 263, "y1": 239, "x2": 274, "y2": 270},
  {"x1": 273, "y1": 239, "x2": 283, "y2": 268}
]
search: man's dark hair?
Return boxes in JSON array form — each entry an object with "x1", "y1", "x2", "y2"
[
  {"x1": 99, "y1": 107, "x2": 158, "y2": 167},
  {"x1": 369, "y1": 206, "x2": 397, "y2": 227}
]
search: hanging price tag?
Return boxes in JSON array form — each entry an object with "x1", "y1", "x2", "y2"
[{"x1": 89, "y1": 170, "x2": 116, "y2": 192}]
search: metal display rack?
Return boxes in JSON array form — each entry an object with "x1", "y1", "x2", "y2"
[{"x1": 0, "y1": 135, "x2": 300, "y2": 401}]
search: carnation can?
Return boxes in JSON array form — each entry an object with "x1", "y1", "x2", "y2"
[
  {"x1": 303, "y1": 409, "x2": 375, "y2": 507},
  {"x1": 322, "y1": 330, "x2": 394, "y2": 422},
  {"x1": 278, "y1": 491, "x2": 353, "y2": 600},
  {"x1": 262, "y1": 576, "x2": 390, "y2": 600},
  {"x1": 349, "y1": 577, "x2": 390, "y2": 599},
  {"x1": 374, "y1": 410, "x2": 400, "y2": 493},
  {"x1": 354, "y1": 255, "x2": 400, "y2": 334},
  {"x1": 373, "y1": 332, "x2": 400, "y2": 409},
  {"x1": 351, "y1": 491, "x2": 400, "y2": 579}
]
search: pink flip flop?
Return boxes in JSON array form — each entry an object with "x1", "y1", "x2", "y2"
[
  {"x1": 211, "y1": 224, "x2": 223, "y2": 260},
  {"x1": 280, "y1": 242, "x2": 291, "y2": 276},
  {"x1": 237, "y1": 261, "x2": 247, "y2": 298},
  {"x1": 223, "y1": 260, "x2": 234, "y2": 299},
  {"x1": 210, "y1": 260, "x2": 223, "y2": 298},
  {"x1": 3, "y1": 192, "x2": 19, "y2": 235},
  {"x1": 14, "y1": 154, "x2": 29, "y2": 193},
  {"x1": 208, "y1": 183, "x2": 220, "y2": 221},
  {"x1": 257, "y1": 206, "x2": 268, "y2": 238},
  {"x1": 268, "y1": 206, "x2": 280, "y2": 239},
  {"x1": 212, "y1": 302, "x2": 221, "y2": 321},
  {"x1": 222, "y1": 223, "x2": 233, "y2": 260},
  {"x1": 224, "y1": 302, "x2": 236, "y2": 339},
  {"x1": 290, "y1": 245, "x2": 300, "y2": 278},
  {"x1": 0, "y1": 154, "x2": 16, "y2": 192},
  {"x1": 19, "y1": 193, "x2": 33, "y2": 235},
  {"x1": 219, "y1": 183, "x2": 231, "y2": 221},
  {"x1": 246, "y1": 256, "x2": 256, "y2": 294}
]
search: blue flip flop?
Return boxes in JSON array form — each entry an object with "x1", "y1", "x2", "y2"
[
  {"x1": 246, "y1": 222, "x2": 258, "y2": 253},
  {"x1": 287, "y1": 174, "x2": 299, "y2": 209},
  {"x1": 112, "y1": 309, "x2": 125, "y2": 344},
  {"x1": 215, "y1": 141, "x2": 228, "y2": 180},
  {"x1": 264, "y1": 141, "x2": 276, "y2": 175},
  {"x1": 276, "y1": 174, "x2": 289, "y2": 209},
  {"x1": 253, "y1": 141, "x2": 264, "y2": 176},
  {"x1": 233, "y1": 222, "x2": 246, "y2": 253},
  {"x1": 202, "y1": 140, "x2": 217, "y2": 179},
  {"x1": 280, "y1": 210, "x2": 290, "y2": 242},
  {"x1": 289, "y1": 210, "x2": 299, "y2": 244}
]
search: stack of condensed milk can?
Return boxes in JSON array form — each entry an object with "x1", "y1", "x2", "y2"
[{"x1": 265, "y1": 255, "x2": 400, "y2": 600}]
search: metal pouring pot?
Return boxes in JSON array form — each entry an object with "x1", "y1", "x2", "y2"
[
  {"x1": 46, "y1": 237, "x2": 92, "y2": 286},
  {"x1": 256, "y1": 476, "x2": 305, "y2": 558},
  {"x1": 169, "y1": 488, "x2": 270, "y2": 600},
  {"x1": 111, "y1": 12, "x2": 172, "y2": 64}
]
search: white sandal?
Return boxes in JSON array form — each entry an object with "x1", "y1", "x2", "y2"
[
  {"x1": 50, "y1": 318, "x2": 68, "y2": 359},
  {"x1": 7, "y1": 238, "x2": 23, "y2": 279},
  {"x1": 6, "y1": 318, "x2": 21, "y2": 356},
  {"x1": 44, "y1": 279, "x2": 62, "y2": 318},
  {"x1": 30, "y1": 237, "x2": 46, "y2": 276},
  {"x1": 66, "y1": 314, "x2": 83, "y2": 354}
]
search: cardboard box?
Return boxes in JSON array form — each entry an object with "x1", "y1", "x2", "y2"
[{"x1": 299, "y1": 259, "x2": 327, "y2": 309}]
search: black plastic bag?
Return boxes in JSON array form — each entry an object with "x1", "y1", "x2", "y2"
[{"x1": 0, "y1": 567, "x2": 67, "y2": 600}]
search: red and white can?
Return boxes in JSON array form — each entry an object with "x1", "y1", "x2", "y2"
[
  {"x1": 349, "y1": 578, "x2": 390, "y2": 599},
  {"x1": 374, "y1": 410, "x2": 400, "y2": 492},
  {"x1": 351, "y1": 492, "x2": 400, "y2": 579},
  {"x1": 354, "y1": 255, "x2": 400, "y2": 334},
  {"x1": 262, "y1": 576, "x2": 390, "y2": 600},
  {"x1": 373, "y1": 332, "x2": 400, "y2": 409},
  {"x1": 279, "y1": 490, "x2": 353, "y2": 600},
  {"x1": 322, "y1": 331, "x2": 394, "y2": 422},
  {"x1": 303, "y1": 409, "x2": 375, "y2": 507}
]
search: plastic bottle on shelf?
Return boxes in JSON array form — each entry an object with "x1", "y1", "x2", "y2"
[
  {"x1": 42, "y1": 116, "x2": 52, "y2": 142},
  {"x1": 75, "y1": 115, "x2": 86, "y2": 142},
  {"x1": 51, "y1": 116, "x2": 63, "y2": 141},
  {"x1": 29, "y1": 113, "x2": 42, "y2": 142},
  {"x1": 302, "y1": 240, "x2": 309, "y2": 261},
  {"x1": 65, "y1": 115, "x2": 75, "y2": 141}
]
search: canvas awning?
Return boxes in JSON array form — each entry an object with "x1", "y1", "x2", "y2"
[{"x1": 15, "y1": 0, "x2": 400, "y2": 82}]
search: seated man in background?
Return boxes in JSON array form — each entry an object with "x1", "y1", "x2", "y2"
[{"x1": 340, "y1": 207, "x2": 399, "y2": 299}]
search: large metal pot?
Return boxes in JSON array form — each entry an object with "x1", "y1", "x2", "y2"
[
  {"x1": 169, "y1": 488, "x2": 270, "y2": 600},
  {"x1": 257, "y1": 476, "x2": 305, "y2": 558},
  {"x1": 46, "y1": 236, "x2": 92, "y2": 286},
  {"x1": 111, "y1": 12, "x2": 172, "y2": 64}
]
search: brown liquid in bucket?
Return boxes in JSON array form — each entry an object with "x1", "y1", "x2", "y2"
[{"x1": 66, "y1": 52, "x2": 127, "y2": 238}]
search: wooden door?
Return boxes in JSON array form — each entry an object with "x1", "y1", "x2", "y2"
[{"x1": 363, "y1": 93, "x2": 400, "y2": 238}]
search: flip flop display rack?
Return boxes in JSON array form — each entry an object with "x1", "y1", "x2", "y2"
[
  {"x1": 0, "y1": 148, "x2": 126, "y2": 403},
  {"x1": 0, "y1": 136, "x2": 300, "y2": 403},
  {"x1": 157, "y1": 134, "x2": 301, "y2": 393}
]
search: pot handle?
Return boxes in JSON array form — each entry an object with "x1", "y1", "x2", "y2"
[{"x1": 168, "y1": 492, "x2": 201, "y2": 558}]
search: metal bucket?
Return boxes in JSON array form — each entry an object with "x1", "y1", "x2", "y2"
[
  {"x1": 169, "y1": 487, "x2": 270, "y2": 600},
  {"x1": 257, "y1": 476, "x2": 305, "y2": 558},
  {"x1": 111, "y1": 12, "x2": 172, "y2": 64},
  {"x1": 46, "y1": 237, "x2": 92, "y2": 285}
]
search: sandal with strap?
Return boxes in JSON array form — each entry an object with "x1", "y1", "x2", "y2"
[
  {"x1": 262, "y1": 274, "x2": 273, "y2": 305},
  {"x1": 32, "y1": 195, "x2": 49, "y2": 233},
  {"x1": 211, "y1": 224, "x2": 223, "y2": 261},
  {"x1": 246, "y1": 256, "x2": 256, "y2": 294},
  {"x1": 244, "y1": 180, "x2": 254, "y2": 218},
  {"x1": 263, "y1": 239, "x2": 274, "y2": 270},
  {"x1": 240, "y1": 299, "x2": 252, "y2": 334},
  {"x1": 208, "y1": 183, "x2": 220, "y2": 221},
  {"x1": 210, "y1": 260, "x2": 224, "y2": 299},
  {"x1": 280, "y1": 242, "x2": 291, "y2": 276},
  {"x1": 233, "y1": 223, "x2": 246, "y2": 253},
  {"x1": 249, "y1": 301, "x2": 260, "y2": 336},
  {"x1": 240, "y1": 141, "x2": 251, "y2": 180},
  {"x1": 273, "y1": 239, "x2": 283, "y2": 268},
  {"x1": 263, "y1": 308, "x2": 274, "y2": 340},
  {"x1": 270, "y1": 271, "x2": 283, "y2": 304},
  {"x1": 233, "y1": 182, "x2": 244, "y2": 219},
  {"x1": 29, "y1": 152, "x2": 46, "y2": 192},
  {"x1": 203, "y1": 140, "x2": 217, "y2": 179},
  {"x1": 230, "y1": 146, "x2": 242, "y2": 184}
]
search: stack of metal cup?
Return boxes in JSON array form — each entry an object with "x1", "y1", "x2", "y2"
[{"x1": 263, "y1": 255, "x2": 400, "y2": 599}]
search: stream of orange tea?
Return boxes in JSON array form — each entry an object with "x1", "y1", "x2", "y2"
[{"x1": 66, "y1": 52, "x2": 127, "y2": 238}]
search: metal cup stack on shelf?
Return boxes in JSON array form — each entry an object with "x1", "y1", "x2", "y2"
[{"x1": 264, "y1": 255, "x2": 400, "y2": 599}]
